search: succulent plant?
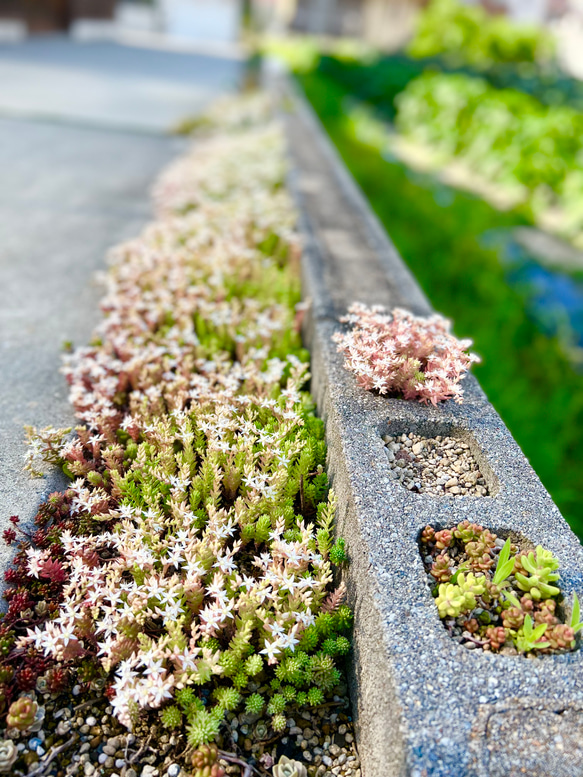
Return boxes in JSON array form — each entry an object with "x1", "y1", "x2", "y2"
[
  {"x1": 453, "y1": 521, "x2": 483, "y2": 544},
  {"x1": 534, "y1": 599, "x2": 559, "y2": 627},
  {"x1": 434, "y1": 530, "x2": 453, "y2": 550},
  {"x1": 272, "y1": 713, "x2": 286, "y2": 732},
  {"x1": 425, "y1": 523, "x2": 577, "y2": 656},
  {"x1": 334, "y1": 305, "x2": 479, "y2": 404},
  {"x1": 272, "y1": 755, "x2": 308, "y2": 777},
  {"x1": 6, "y1": 696, "x2": 38, "y2": 732},
  {"x1": 431, "y1": 554, "x2": 452, "y2": 582},
  {"x1": 420, "y1": 526, "x2": 435, "y2": 544},
  {"x1": 0, "y1": 740, "x2": 17, "y2": 774},
  {"x1": 190, "y1": 743, "x2": 225, "y2": 777},
  {"x1": 307, "y1": 686, "x2": 324, "y2": 706},
  {"x1": 245, "y1": 693, "x2": 264, "y2": 715},
  {"x1": 160, "y1": 705, "x2": 182, "y2": 729},
  {"x1": 502, "y1": 607, "x2": 524, "y2": 631},
  {"x1": 255, "y1": 720, "x2": 269, "y2": 740},
  {"x1": 514, "y1": 546, "x2": 560, "y2": 599},
  {"x1": 515, "y1": 615, "x2": 550, "y2": 653},
  {"x1": 485, "y1": 626, "x2": 506, "y2": 651},
  {"x1": 470, "y1": 552, "x2": 495, "y2": 573},
  {"x1": 435, "y1": 573, "x2": 486, "y2": 618},
  {"x1": 465, "y1": 539, "x2": 490, "y2": 560},
  {"x1": 545, "y1": 624, "x2": 575, "y2": 650}
]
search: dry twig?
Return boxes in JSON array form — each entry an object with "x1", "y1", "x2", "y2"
[{"x1": 27, "y1": 733, "x2": 79, "y2": 777}]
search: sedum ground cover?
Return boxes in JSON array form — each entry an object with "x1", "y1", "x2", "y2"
[{"x1": 1, "y1": 93, "x2": 352, "y2": 774}]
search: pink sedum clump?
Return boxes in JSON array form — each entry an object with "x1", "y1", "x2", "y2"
[{"x1": 333, "y1": 304, "x2": 479, "y2": 405}]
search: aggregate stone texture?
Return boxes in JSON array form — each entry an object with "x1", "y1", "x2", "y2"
[
  {"x1": 273, "y1": 71, "x2": 583, "y2": 777},
  {"x1": 0, "y1": 40, "x2": 242, "y2": 588}
]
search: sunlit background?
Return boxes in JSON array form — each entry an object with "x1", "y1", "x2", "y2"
[{"x1": 3, "y1": 0, "x2": 583, "y2": 537}]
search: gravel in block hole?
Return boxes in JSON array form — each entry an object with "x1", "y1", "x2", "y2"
[{"x1": 383, "y1": 433, "x2": 489, "y2": 496}]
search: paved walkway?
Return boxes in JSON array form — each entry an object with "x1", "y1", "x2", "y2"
[
  {"x1": 0, "y1": 38, "x2": 242, "y2": 573},
  {"x1": 0, "y1": 36, "x2": 242, "y2": 131}
]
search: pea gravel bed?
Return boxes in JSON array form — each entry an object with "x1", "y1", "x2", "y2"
[
  {"x1": 3, "y1": 691, "x2": 359, "y2": 777},
  {"x1": 383, "y1": 433, "x2": 489, "y2": 496}
]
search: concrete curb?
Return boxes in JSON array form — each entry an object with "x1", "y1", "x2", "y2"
[{"x1": 274, "y1": 71, "x2": 583, "y2": 777}]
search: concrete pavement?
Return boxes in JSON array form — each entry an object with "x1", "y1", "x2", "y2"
[{"x1": 0, "y1": 36, "x2": 243, "y2": 132}]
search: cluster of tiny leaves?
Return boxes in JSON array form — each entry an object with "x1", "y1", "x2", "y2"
[
  {"x1": 333, "y1": 304, "x2": 479, "y2": 405},
  {"x1": 422, "y1": 521, "x2": 579, "y2": 654},
  {"x1": 9, "y1": 93, "x2": 351, "y2": 743}
]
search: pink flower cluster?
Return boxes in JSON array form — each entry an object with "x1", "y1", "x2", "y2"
[
  {"x1": 333, "y1": 304, "x2": 479, "y2": 405},
  {"x1": 19, "y1": 94, "x2": 345, "y2": 730}
]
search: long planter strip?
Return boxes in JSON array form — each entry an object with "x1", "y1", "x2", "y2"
[
  {"x1": 1, "y1": 94, "x2": 358, "y2": 777},
  {"x1": 274, "y1": 70, "x2": 583, "y2": 777}
]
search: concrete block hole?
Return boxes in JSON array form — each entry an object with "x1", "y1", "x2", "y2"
[
  {"x1": 418, "y1": 523, "x2": 580, "y2": 658},
  {"x1": 379, "y1": 420, "x2": 499, "y2": 497}
]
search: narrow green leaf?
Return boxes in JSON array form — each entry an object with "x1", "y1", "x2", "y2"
[
  {"x1": 571, "y1": 592, "x2": 580, "y2": 631},
  {"x1": 493, "y1": 538, "x2": 515, "y2": 585},
  {"x1": 502, "y1": 590, "x2": 520, "y2": 608},
  {"x1": 532, "y1": 623, "x2": 548, "y2": 641},
  {"x1": 498, "y1": 537, "x2": 510, "y2": 569}
]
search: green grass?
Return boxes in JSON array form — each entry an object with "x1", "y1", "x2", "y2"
[{"x1": 296, "y1": 70, "x2": 583, "y2": 537}]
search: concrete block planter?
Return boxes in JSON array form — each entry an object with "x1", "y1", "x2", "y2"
[{"x1": 274, "y1": 72, "x2": 583, "y2": 777}]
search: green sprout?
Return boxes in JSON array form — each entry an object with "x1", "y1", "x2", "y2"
[
  {"x1": 160, "y1": 705, "x2": 182, "y2": 729},
  {"x1": 514, "y1": 546, "x2": 560, "y2": 599},
  {"x1": 515, "y1": 614, "x2": 550, "y2": 653},
  {"x1": 492, "y1": 538, "x2": 515, "y2": 587},
  {"x1": 571, "y1": 592, "x2": 583, "y2": 634},
  {"x1": 435, "y1": 572, "x2": 486, "y2": 618}
]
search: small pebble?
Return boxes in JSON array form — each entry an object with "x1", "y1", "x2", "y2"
[
  {"x1": 384, "y1": 433, "x2": 488, "y2": 496},
  {"x1": 57, "y1": 721, "x2": 72, "y2": 736}
]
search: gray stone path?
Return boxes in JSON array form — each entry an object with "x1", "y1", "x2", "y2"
[
  {"x1": 0, "y1": 38, "x2": 242, "y2": 574},
  {"x1": 0, "y1": 36, "x2": 242, "y2": 131}
]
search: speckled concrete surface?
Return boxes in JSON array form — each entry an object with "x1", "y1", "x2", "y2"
[{"x1": 276, "y1": 73, "x2": 583, "y2": 777}]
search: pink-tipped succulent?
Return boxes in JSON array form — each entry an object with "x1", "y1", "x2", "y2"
[
  {"x1": 6, "y1": 696, "x2": 38, "y2": 732},
  {"x1": 333, "y1": 304, "x2": 479, "y2": 405}
]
